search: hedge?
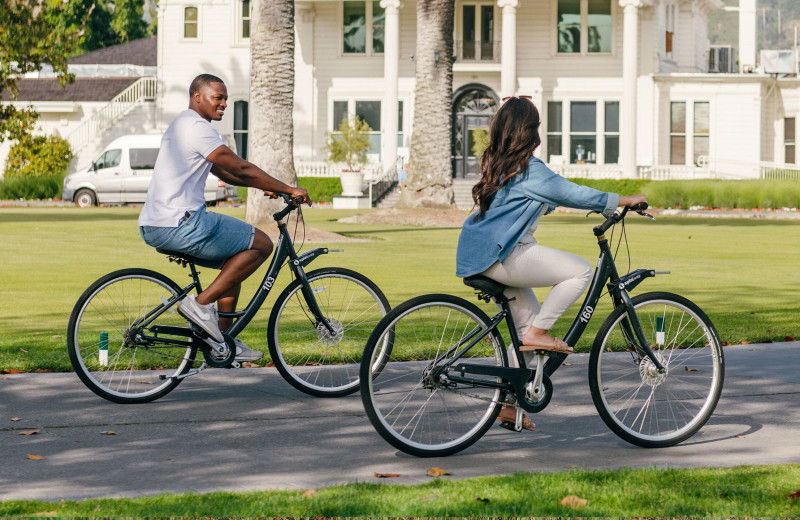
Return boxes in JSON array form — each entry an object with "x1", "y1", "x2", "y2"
[
  {"x1": 642, "y1": 179, "x2": 800, "y2": 209},
  {"x1": 237, "y1": 177, "x2": 344, "y2": 204},
  {"x1": 0, "y1": 173, "x2": 65, "y2": 199}
]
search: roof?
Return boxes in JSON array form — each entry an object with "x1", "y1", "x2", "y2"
[
  {"x1": 68, "y1": 36, "x2": 157, "y2": 66},
  {"x1": 5, "y1": 77, "x2": 140, "y2": 102}
]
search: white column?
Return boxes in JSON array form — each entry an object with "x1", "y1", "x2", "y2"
[
  {"x1": 381, "y1": 0, "x2": 401, "y2": 174},
  {"x1": 498, "y1": 0, "x2": 518, "y2": 98},
  {"x1": 738, "y1": 0, "x2": 757, "y2": 72},
  {"x1": 620, "y1": 0, "x2": 641, "y2": 178}
]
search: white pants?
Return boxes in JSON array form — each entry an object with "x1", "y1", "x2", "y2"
[{"x1": 482, "y1": 240, "x2": 592, "y2": 340}]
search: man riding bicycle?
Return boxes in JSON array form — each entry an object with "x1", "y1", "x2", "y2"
[{"x1": 138, "y1": 73, "x2": 309, "y2": 362}]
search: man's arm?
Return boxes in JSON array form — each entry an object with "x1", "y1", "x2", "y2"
[{"x1": 207, "y1": 145, "x2": 308, "y2": 201}]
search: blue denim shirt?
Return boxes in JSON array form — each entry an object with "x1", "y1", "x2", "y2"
[{"x1": 455, "y1": 157, "x2": 619, "y2": 278}]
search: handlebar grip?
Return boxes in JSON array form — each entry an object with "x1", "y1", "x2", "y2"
[{"x1": 632, "y1": 201, "x2": 648, "y2": 212}]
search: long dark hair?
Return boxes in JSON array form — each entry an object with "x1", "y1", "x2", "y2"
[{"x1": 472, "y1": 97, "x2": 542, "y2": 218}]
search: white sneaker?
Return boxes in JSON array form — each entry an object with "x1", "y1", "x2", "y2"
[
  {"x1": 234, "y1": 338, "x2": 263, "y2": 362},
  {"x1": 177, "y1": 294, "x2": 224, "y2": 342}
]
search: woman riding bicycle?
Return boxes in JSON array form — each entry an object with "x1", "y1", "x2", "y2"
[{"x1": 456, "y1": 96, "x2": 646, "y2": 430}]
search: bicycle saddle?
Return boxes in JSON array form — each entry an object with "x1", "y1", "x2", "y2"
[
  {"x1": 156, "y1": 248, "x2": 195, "y2": 264},
  {"x1": 463, "y1": 275, "x2": 506, "y2": 297}
]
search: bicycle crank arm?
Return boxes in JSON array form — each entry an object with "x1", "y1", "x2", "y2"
[
  {"x1": 451, "y1": 363, "x2": 533, "y2": 394},
  {"x1": 159, "y1": 362, "x2": 208, "y2": 381}
]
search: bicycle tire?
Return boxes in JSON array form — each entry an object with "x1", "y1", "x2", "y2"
[
  {"x1": 267, "y1": 267, "x2": 391, "y2": 397},
  {"x1": 589, "y1": 291, "x2": 724, "y2": 447},
  {"x1": 67, "y1": 268, "x2": 198, "y2": 404},
  {"x1": 360, "y1": 294, "x2": 507, "y2": 457}
]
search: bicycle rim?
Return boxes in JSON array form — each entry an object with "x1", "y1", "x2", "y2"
[
  {"x1": 362, "y1": 296, "x2": 505, "y2": 457},
  {"x1": 590, "y1": 293, "x2": 724, "y2": 447},
  {"x1": 269, "y1": 268, "x2": 390, "y2": 397},
  {"x1": 68, "y1": 270, "x2": 196, "y2": 403}
]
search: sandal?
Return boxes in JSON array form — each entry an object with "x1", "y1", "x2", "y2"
[
  {"x1": 495, "y1": 406, "x2": 536, "y2": 432},
  {"x1": 519, "y1": 337, "x2": 573, "y2": 354}
]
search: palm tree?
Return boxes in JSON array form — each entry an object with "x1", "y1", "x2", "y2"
[
  {"x1": 397, "y1": 0, "x2": 455, "y2": 208},
  {"x1": 246, "y1": 0, "x2": 302, "y2": 231}
]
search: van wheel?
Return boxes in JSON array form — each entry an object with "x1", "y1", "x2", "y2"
[
  {"x1": 75, "y1": 189, "x2": 97, "y2": 208},
  {"x1": 205, "y1": 201, "x2": 218, "y2": 207}
]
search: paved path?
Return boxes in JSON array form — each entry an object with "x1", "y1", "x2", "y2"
[{"x1": 1, "y1": 342, "x2": 799, "y2": 501}]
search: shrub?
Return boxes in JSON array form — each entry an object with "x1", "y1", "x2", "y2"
[
  {"x1": 0, "y1": 173, "x2": 65, "y2": 199},
  {"x1": 3, "y1": 134, "x2": 73, "y2": 179},
  {"x1": 236, "y1": 177, "x2": 344, "y2": 204},
  {"x1": 642, "y1": 179, "x2": 800, "y2": 209},
  {"x1": 567, "y1": 178, "x2": 651, "y2": 195}
]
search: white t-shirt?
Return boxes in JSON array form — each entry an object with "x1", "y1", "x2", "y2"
[{"x1": 138, "y1": 109, "x2": 225, "y2": 227}]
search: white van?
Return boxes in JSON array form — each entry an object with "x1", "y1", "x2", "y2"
[{"x1": 62, "y1": 134, "x2": 238, "y2": 207}]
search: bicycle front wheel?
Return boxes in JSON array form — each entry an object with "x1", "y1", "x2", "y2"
[
  {"x1": 67, "y1": 269, "x2": 197, "y2": 404},
  {"x1": 267, "y1": 267, "x2": 390, "y2": 397},
  {"x1": 589, "y1": 292, "x2": 724, "y2": 447},
  {"x1": 360, "y1": 294, "x2": 507, "y2": 457}
]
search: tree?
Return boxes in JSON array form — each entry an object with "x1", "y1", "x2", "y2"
[
  {"x1": 397, "y1": 0, "x2": 456, "y2": 209},
  {"x1": 1, "y1": 0, "x2": 84, "y2": 143},
  {"x1": 246, "y1": 0, "x2": 302, "y2": 231},
  {"x1": 50, "y1": 0, "x2": 118, "y2": 53},
  {"x1": 112, "y1": 0, "x2": 149, "y2": 42}
]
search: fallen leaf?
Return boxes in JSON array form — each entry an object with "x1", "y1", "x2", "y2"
[
  {"x1": 684, "y1": 366, "x2": 699, "y2": 372},
  {"x1": 374, "y1": 472, "x2": 401, "y2": 478},
  {"x1": 426, "y1": 467, "x2": 452, "y2": 477},
  {"x1": 766, "y1": 329, "x2": 774, "y2": 333},
  {"x1": 788, "y1": 490, "x2": 800, "y2": 500},
  {"x1": 264, "y1": 361, "x2": 275, "y2": 367},
  {"x1": 19, "y1": 348, "x2": 29, "y2": 353},
  {"x1": 9, "y1": 417, "x2": 20, "y2": 422},
  {"x1": 475, "y1": 496, "x2": 490, "y2": 503},
  {"x1": 559, "y1": 495, "x2": 588, "y2": 508},
  {"x1": 741, "y1": 340, "x2": 751, "y2": 345},
  {"x1": 27, "y1": 454, "x2": 45, "y2": 460},
  {"x1": 0, "y1": 369, "x2": 24, "y2": 374},
  {"x1": 785, "y1": 336, "x2": 795, "y2": 342},
  {"x1": 721, "y1": 341, "x2": 731, "y2": 346},
  {"x1": 241, "y1": 362, "x2": 258, "y2": 368},
  {"x1": 17, "y1": 430, "x2": 40, "y2": 435},
  {"x1": 302, "y1": 489, "x2": 317, "y2": 498},
  {"x1": 34, "y1": 369, "x2": 52, "y2": 373},
  {"x1": 100, "y1": 431, "x2": 117, "y2": 435},
  {"x1": 736, "y1": 435, "x2": 746, "y2": 438}
]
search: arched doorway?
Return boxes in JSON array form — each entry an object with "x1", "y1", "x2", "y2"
[{"x1": 452, "y1": 83, "x2": 499, "y2": 178}]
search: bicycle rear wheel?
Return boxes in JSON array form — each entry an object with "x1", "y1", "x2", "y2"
[
  {"x1": 360, "y1": 294, "x2": 507, "y2": 457},
  {"x1": 589, "y1": 292, "x2": 724, "y2": 447},
  {"x1": 67, "y1": 269, "x2": 197, "y2": 404},
  {"x1": 267, "y1": 267, "x2": 390, "y2": 397}
]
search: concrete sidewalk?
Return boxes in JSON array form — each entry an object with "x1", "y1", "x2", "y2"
[{"x1": 1, "y1": 341, "x2": 799, "y2": 501}]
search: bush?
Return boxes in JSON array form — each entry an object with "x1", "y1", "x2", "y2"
[
  {"x1": 3, "y1": 134, "x2": 73, "y2": 179},
  {"x1": 642, "y1": 179, "x2": 800, "y2": 209},
  {"x1": 235, "y1": 177, "x2": 344, "y2": 204},
  {"x1": 567, "y1": 178, "x2": 651, "y2": 195},
  {"x1": 0, "y1": 173, "x2": 65, "y2": 199}
]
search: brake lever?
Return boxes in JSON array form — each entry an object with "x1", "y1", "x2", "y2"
[{"x1": 636, "y1": 210, "x2": 656, "y2": 221}]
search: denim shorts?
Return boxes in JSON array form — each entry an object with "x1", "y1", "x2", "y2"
[{"x1": 140, "y1": 206, "x2": 255, "y2": 269}]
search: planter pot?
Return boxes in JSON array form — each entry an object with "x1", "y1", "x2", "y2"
[{"x1": 340, "y1": 170, "x2": 364, "y2": 196}]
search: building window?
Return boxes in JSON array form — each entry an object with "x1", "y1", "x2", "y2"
[
  {"x1": 234, "y1": 101, "x2": 248, "y2": 160},
  {"x1": 241, "y1": 0, "x2": 251, "y2": 39},
  {"x1": 398, "y1": 101, "x2": 404, "y2": 147},
  {"x1": 785, "y1": 117, "x2": 795, "y2": 163},
  {"x1": 693, "y1": 102, "x2": 709, "y2": 165},
  {"x1": 458, "y1": 3, "x2": 495, "y2": 61},
  {"x1": 331, "y1": 100, "x2": 384, "y2": 156},
  {"x1": 570, "y1": 101, "x2": 597, "y2": 163},
  {"x1": 604, "y1": 101, "x2": 619, "y2": 163},
  {"x1": 184, "y1": 6, "x2": 198, "y2": 38},
  {"x1": 670, "y1": 102, "x2": 686, "y2": 165},
  {"x1": 343, "y1": 1, "x2": 384, "y2": 55},
  {"x1": 558, "y1": 0, "x2": 611, "y2": 54},
  {"x1": 547, "y1": 101, "x2": 563, "y2": 163}
]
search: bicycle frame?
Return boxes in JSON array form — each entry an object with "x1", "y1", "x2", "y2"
[{"x1": 133, "y1": 202, "x2": 338, "y2": 348}]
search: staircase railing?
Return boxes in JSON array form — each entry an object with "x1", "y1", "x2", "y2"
[{"x1": 66, "y1": 76, "x2": 157, "y2": 153}]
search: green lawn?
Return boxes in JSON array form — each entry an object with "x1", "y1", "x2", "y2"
[
  {"x1": 1, "y1": 205, "x2": 799, "y2": 372},
  {"x1": 1, "y1": 464, "x2": 799, "y2": 516}
]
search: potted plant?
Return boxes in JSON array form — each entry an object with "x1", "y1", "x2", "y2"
[{"x1": 324, "y1": 116, "x2": 372, "y2": 196}]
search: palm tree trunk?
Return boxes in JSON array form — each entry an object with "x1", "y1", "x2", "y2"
[
  {"x1": 397, "y1": 0, "x2": 455, "y2": 208},
  {"x1": 246, "y1": 0, "x2": 302, "y2": 231}
]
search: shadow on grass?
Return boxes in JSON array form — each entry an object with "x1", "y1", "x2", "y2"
[{"x1": 0, "y1": 210, "x2": 140, "y2": 224}]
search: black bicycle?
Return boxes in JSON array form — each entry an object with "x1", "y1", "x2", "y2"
[
  {"x1": 68, "y1": 195, "x2": 390, "y2": 403},
  {"x1": 360, "y1": 203, "x2": 724, "y2": 457}
]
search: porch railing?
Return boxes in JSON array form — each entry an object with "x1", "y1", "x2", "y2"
[{"x1": 295, "y1": 159, "x2": 401, "y2": 207}]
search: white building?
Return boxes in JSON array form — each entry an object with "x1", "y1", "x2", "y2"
[{"x1": 152, "y1": 0, "x2": 800, "y2": 184}]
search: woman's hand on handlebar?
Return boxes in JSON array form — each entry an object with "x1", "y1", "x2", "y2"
[{"x1": 619, "y1": 194, "x2": 647, "y2": 208}]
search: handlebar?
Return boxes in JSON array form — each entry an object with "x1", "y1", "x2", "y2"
[
  {"x1": 272, "y1": 193, "x2": 310, "y2": 221},
  {"x1": 592, "y1": 202, "x2": 651, "y2": 237}
]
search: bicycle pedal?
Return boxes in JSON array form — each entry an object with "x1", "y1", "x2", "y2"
[{"x1": 228, "y1": 361, "x2": 242, "y2": 369}]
